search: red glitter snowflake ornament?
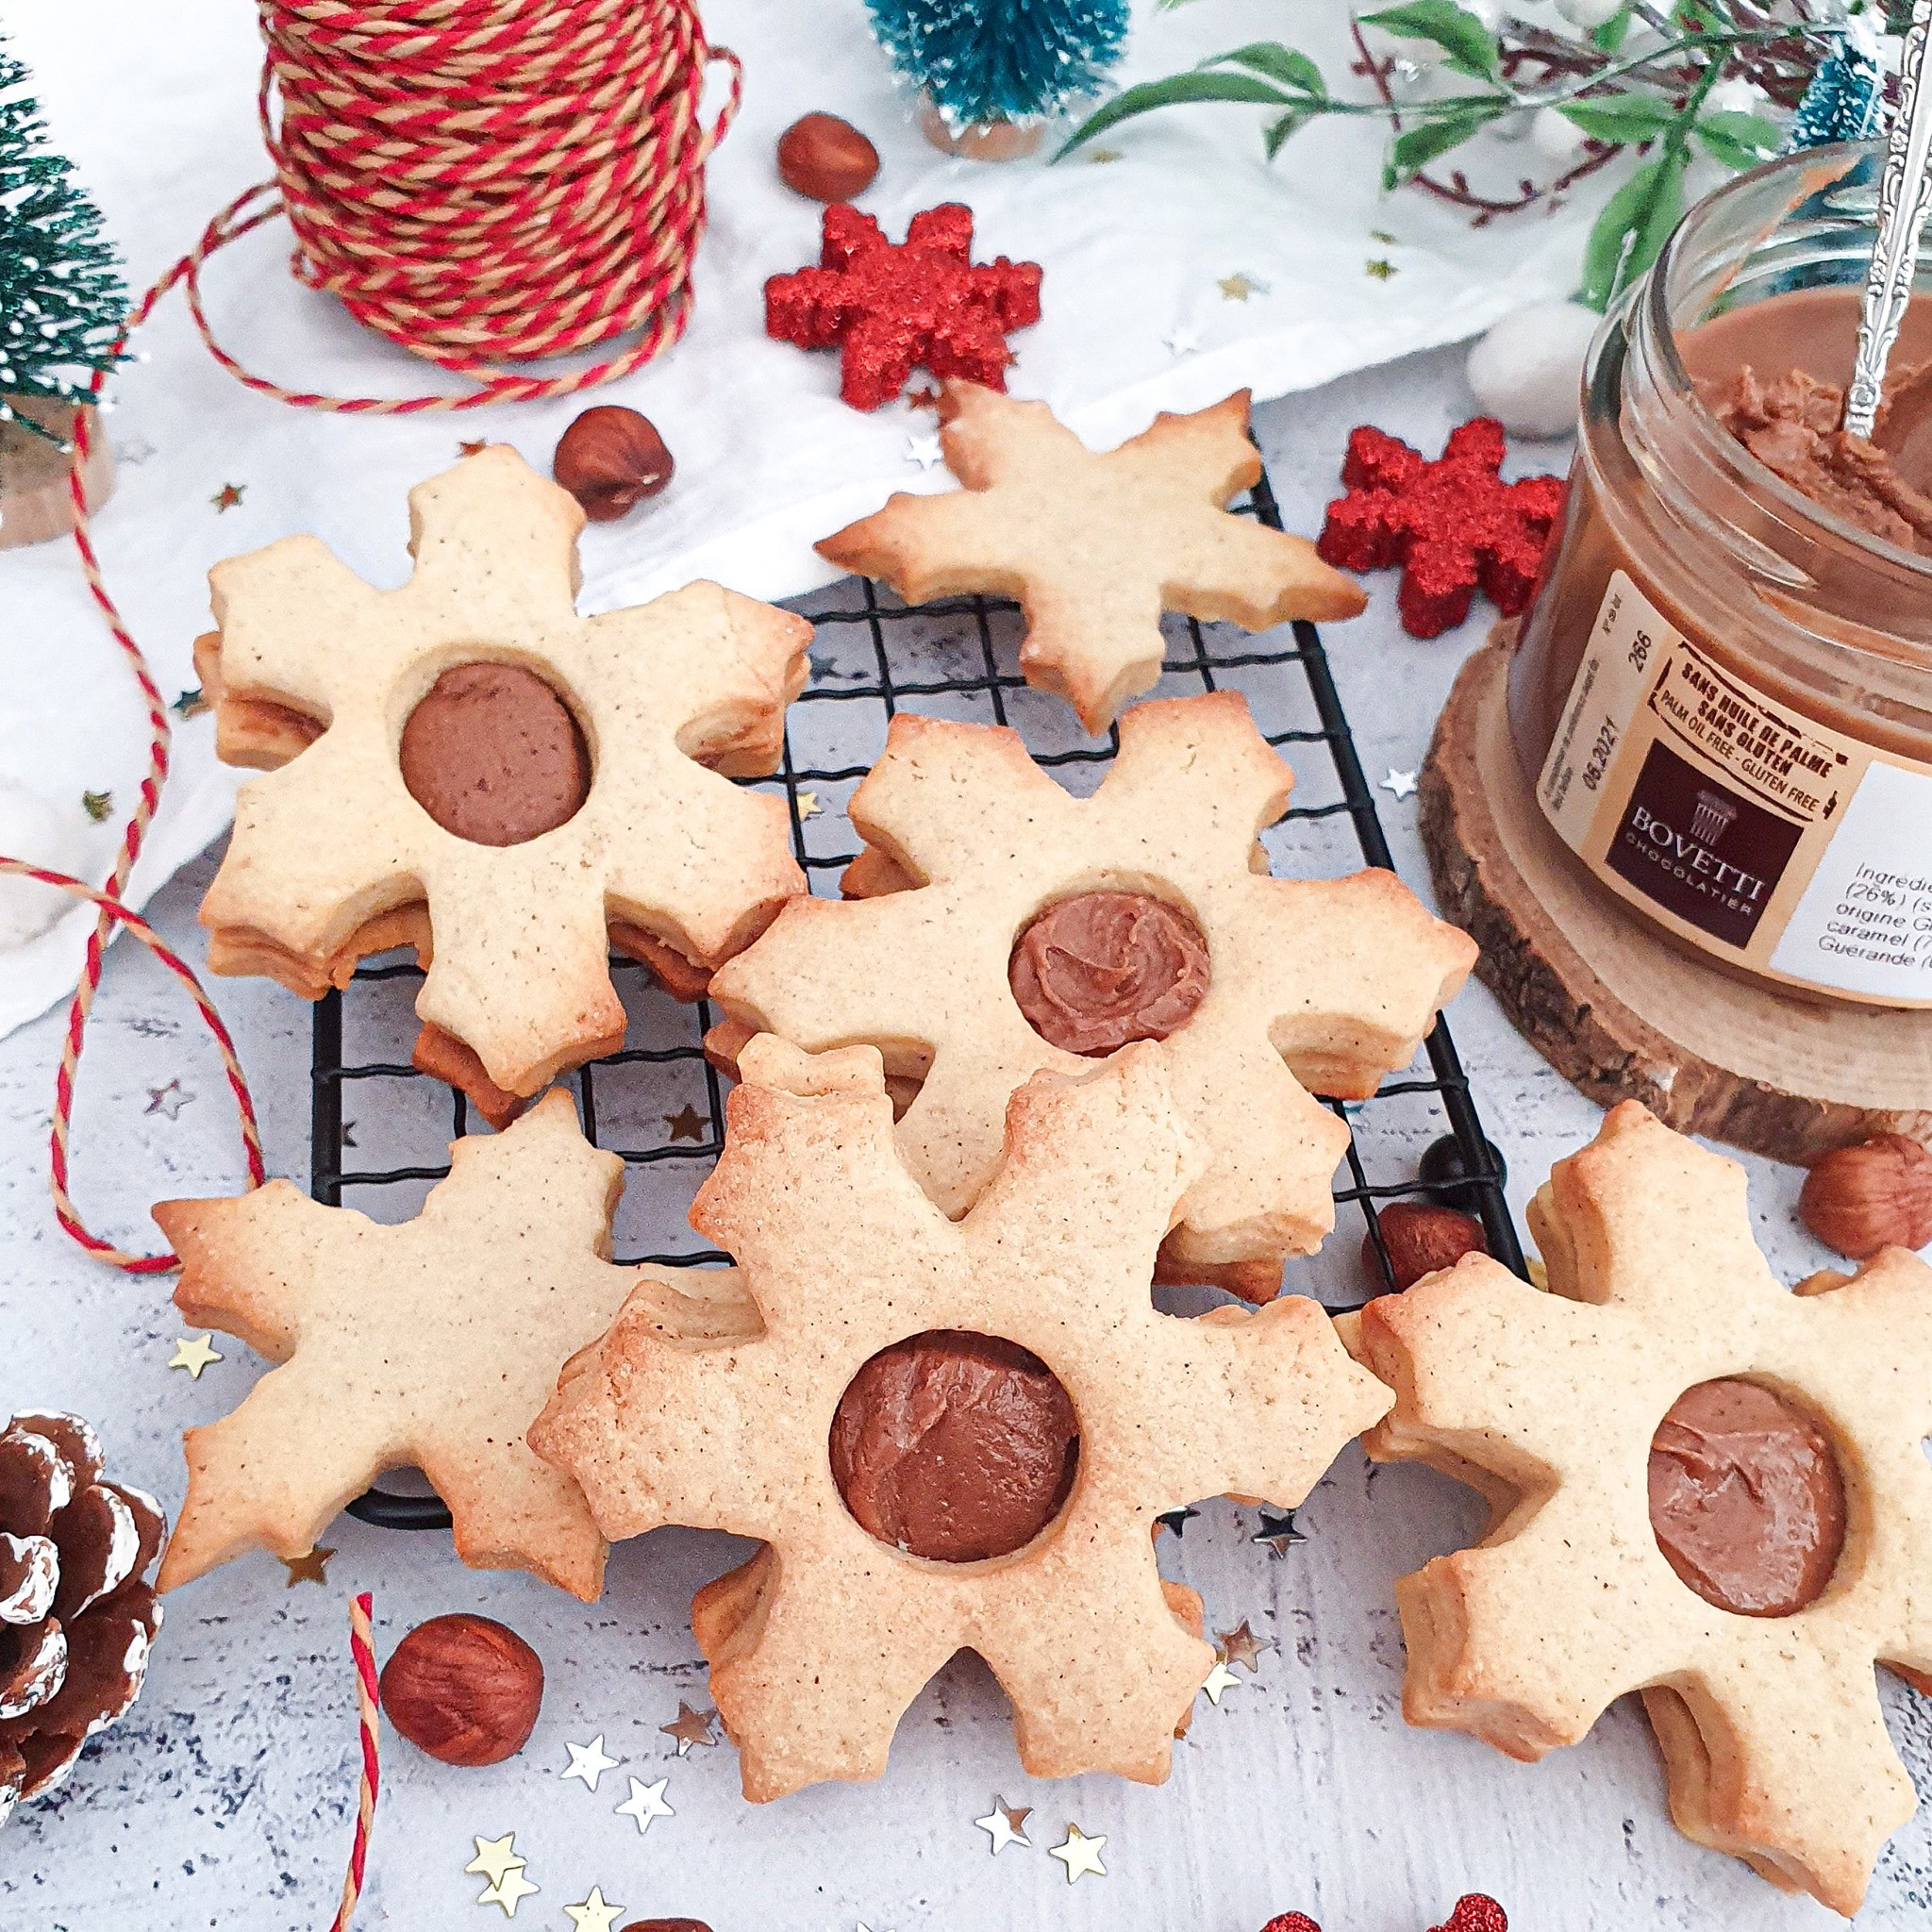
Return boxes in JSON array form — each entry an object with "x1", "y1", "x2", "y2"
[
  {"x1": 765, "y1": 203, "x2": 1042, "y2": 410},
  {"x1": 1258, "y1": 1896, "x2": 1507, "y2": 1932},
  {"x1": 1318, "y1": 418, "x2": 1564, "y2": 639}
]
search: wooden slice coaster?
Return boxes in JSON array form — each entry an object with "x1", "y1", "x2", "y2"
[
  {"x1": 0, "y1": 400, "x2": 113, "y2": 552},
  {"x1": 1420, "y1": 625, "x2": 1932, "y2": 1165}
]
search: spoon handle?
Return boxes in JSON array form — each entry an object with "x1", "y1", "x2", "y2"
[{"x1": 1846, "y1": 2, "x2": 1932, "y2": 440}]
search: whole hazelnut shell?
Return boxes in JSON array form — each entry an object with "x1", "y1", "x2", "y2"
[
  {"x1": 1364, "y1": 1200, "x2": 1489, "y2": 1292},
  {"x1": 553, "y1": 406, "x2": 674, "y2": 523},
  {"x1": 378, "y1": 1613, "x2": 543, "y2": 1767},
  {"x1": 1798, "y1": 1133, "x2": 1932, "y2": 1259},
  {"x1": 776, "y1": 112, "x2": 880, "y2": 202}
]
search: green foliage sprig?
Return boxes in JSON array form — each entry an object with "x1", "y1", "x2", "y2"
[{"x1": 1059, "y1": 2, "x2": 1840, "y2": 309}]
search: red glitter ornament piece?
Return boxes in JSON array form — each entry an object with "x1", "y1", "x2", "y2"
[
  {"x1": 1318, "y1": 418, "x2": 1564, "y2": 639},
  {"x1": 764, "y1": 203, "x2": 1042, "y2": 410},
  {"x1": 1260, "y1": 1917, "x2": 1324, "y2": 1932},
  {"x1": 1431, "y1": 1897, "x2": 1508, "y2": 1932}
]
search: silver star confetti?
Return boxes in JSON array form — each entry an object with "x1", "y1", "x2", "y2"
[
  {"x1": 1201, "y1": 1657, "x2": 1241, "y2": 1705},
  {"x1": 145, "y1": 1078, "x2": 192, "y2": 1120},
  {"x1": 905, "y1": 432, "x2": 943, "y2": 470},
  {"x1": 1162, "y1": 324, "x2": 1201, "y2": 358},
  {"x1": 560, "y1": 1735, "x2": 620, "y2": 1791},
  {"x1": 615, "y1": 1774, "x2": 675, "y2": 1834},
  {"x1": 974, "y1": 1795, "x2": 1032, "y2": 1854},
  {"x1": 1381, "y1": 768, "x2": 1419, "y2": 800}
]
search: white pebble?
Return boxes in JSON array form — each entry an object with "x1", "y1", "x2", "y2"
[
  {"x1": 1465, "y1": 300, "x2": 1602, "y2": 439},
  {"x1": 1555, "y1": 0, "x2": 1626, "y2": 26},
  {"x1": 0, "y1": 780, "x2": 92, "y2": 952},
  {"x1": 1530, "y1": 104, "x2": 1587, "y2": 165}
]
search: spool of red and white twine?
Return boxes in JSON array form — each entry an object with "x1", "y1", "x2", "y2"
[{"x1": 11, "y1": 0, "x2": 740, "y2": 1273}]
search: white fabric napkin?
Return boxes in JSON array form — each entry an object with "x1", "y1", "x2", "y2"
[{"x1": 0, "y1": 0, "x2": 1598, "y2": 1037}]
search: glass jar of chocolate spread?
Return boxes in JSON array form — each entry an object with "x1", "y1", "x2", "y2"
[{"x1": 1511, "y1": 143, "x2": 1932, "y2": 1008}]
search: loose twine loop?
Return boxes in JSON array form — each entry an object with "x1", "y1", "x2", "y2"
[{"x1": 19, "y1": 0, "x2": 738, "y2": 1262}]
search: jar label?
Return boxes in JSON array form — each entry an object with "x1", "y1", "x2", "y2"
[{"x1": 1536, "y1": 568, "x2": 1932, "y2": 1006}]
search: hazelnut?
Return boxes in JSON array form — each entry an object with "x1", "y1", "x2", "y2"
[
  {"x1": 378, "y1": 1613, "x2": 542, "y2": 1767},
  {"x1": 776, "y1": 112, "x2": 879, "y2": 202},
  {"x1": 1364, "y1": 1201, "x2": 1489, "y2": 1292},
  {"x1": 1798, "y1": 1133, "x2": 1932, "y2": 1259},
  {"x1": 553, "y1": 407, "x2": 674, "y2": 522}
]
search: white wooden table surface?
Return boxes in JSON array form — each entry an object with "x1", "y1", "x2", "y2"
[{"x1": 3, "y1": 360, "x2": 1927, "y2": 1932}]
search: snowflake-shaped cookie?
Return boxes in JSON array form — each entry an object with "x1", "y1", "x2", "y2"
[
  {"x1": 1350, "y1": 1102, "x2": 1932, "y2": 1915},
  {"x1": 709, "y1": 694, "x2": 1475, "y2": 1296},
  {"x1": 153, "y1": 1091, "x2": 753, "y2": 1601},
  {"x1": 198, "y1": 447, "x2": 809, "y2": 1105},
  {"x1": 818, "y1": 381, "x2": 1367, "y2": 733},
  {"x1": 532, "y1": 1038, "x2": 1391, "y2": 1798}
]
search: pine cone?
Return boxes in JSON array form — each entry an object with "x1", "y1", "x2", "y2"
[{"x1": 0, "y1": 1411, "x2": 165, "y2": 1821}]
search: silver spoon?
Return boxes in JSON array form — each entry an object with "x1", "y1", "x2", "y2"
[{"x1": 1844, "y1": 0, "x2": 1932, "y2": 441}]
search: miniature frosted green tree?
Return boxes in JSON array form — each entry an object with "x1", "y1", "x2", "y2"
[{"x1": 0, "y1": 42, "x2": 125, "y2": 446}]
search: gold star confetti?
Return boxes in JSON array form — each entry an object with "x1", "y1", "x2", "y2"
[
  {"x1": 1370, "y1": 227, "x2": 1397, "y2": 244},
  {"x1": 663, "y1": 1104, "x2": 707, "y2": 1143},
  {"x1": 458, "y1": 439, "x2": 491, "y2": 458},
  {"x1": 660, "y1": 1700, "x2": 717, "y2": 1755},
  {"x1": 211, "y1": 482, "x2": 245, "y2": 511},
  {"x1": 1201, "y1": 1657, "x2": 1241, "y2": 1705},
  {"x1": 465, "y1": 1835, "x2": 525, "y2": 1888},
  {"x1": 1217, "y1": 1619, "x2": 1274, "y2": 1673},
  {"x1": 1048, "y1": 1823, "x2": 1108, "y2": 1883},
  {"x1": 561, "y1": 1735, "x2": 620, "y2": 1791},
  {"x1": 796, "y1": 790, "x2": 823, "y2": 819},
  {"x1": 172, "y1": 687, "x2": 209, "y2": 719},
  {"x1": 1086, "y1": 146, "x2": 1123, "y2": 163},
  {"x1": 478, "y1": 1864, "x2": 540, "y2": 1917},
  {"x1": 563, "y1": 1888, "x2": 624, "y2": 1932},
  {"x1": 81, "y1": 789, "x2": 112, "y2": 823},
  {"x1": 167, "y1": 1333, "x2": 223, "y2": 1378},
  {"x1": 1218, "y1": 274, "x2": 1262, "y2": 302},
  {"x1": 279, "y1": 1545, "x2": 335, "y2": 1587},
  {"x1": 974, "y1": 1795, "x2": 1031, "y2": 1854},
  {"x1": 1365, "y1": 258, "x2": 1397, "y2": 281},
  {"x1": 615, "y1": 1774, "x2": 674, "y2": 1833}
]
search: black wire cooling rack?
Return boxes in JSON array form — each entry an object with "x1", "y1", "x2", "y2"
[{"x1": 312, "y1": 463, "x2": 1526, "y2": 1530}]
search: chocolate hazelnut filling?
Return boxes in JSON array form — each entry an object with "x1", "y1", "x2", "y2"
[
  {"x1": 1647, "y1": 1377, "x2": 1846, "y2": 1618},
  {"x1": 399, "y1": 662, "x2": 591, "y2": 846},
  {"x1": 1008, "y1": 891, "x2": 1210, "y2": 1057},
  {"x1": 829, "y1": 1330, "x2": 1078, "y2": 1562}
]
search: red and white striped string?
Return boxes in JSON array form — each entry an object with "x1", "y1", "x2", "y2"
[
  {"x1": 332, "y1": 1592, "x2": 381, "y2": 1932},
  {"x1": 12, "y1": 0, "x2": 737, "y2": 1271}
]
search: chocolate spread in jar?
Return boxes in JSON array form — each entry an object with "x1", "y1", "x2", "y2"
[
  {"x1": 399, "y1": 662, "x2": 591, "y2": 846},
  {"x1": 1701, "y1": 362, "x2": 1932, "y2": 551},
  {"x1": 1646, "y1": 1376, "x2": 1846, "y2": 1617},
  {"x1": 1008, "y1": 891, "x2": 1210, "y2": 1057},
  {"x1": 829, "y1": 1329, "x2": 1079, "y2": 1563}
]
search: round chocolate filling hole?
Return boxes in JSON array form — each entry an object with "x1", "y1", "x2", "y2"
[
  {"x1": 829, "y1": 1329, "x2": 1079, "y2": 1563},
  {"x1": 1646, "y1": 1376, "x2": 1847, "y2": 1618},
  {"x1": 1008, "y1": 890, "x2": 1210, "y2": 1058},
  {"x1": 399, "y1": 661, "x2": 591, "y2": 847}
]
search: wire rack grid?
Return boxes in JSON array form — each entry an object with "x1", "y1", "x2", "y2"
[{"x1": 308, "y1": 463, "x2": 1526, "y2": 1530}]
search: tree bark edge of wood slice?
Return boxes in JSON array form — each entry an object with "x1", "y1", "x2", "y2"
[
  {"x1": 0, "y1": 399, "x2": 114, "y2": 552},
  {"x1": 1420, "y1": 624, "x2": 1932, "y2": 1167}
]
